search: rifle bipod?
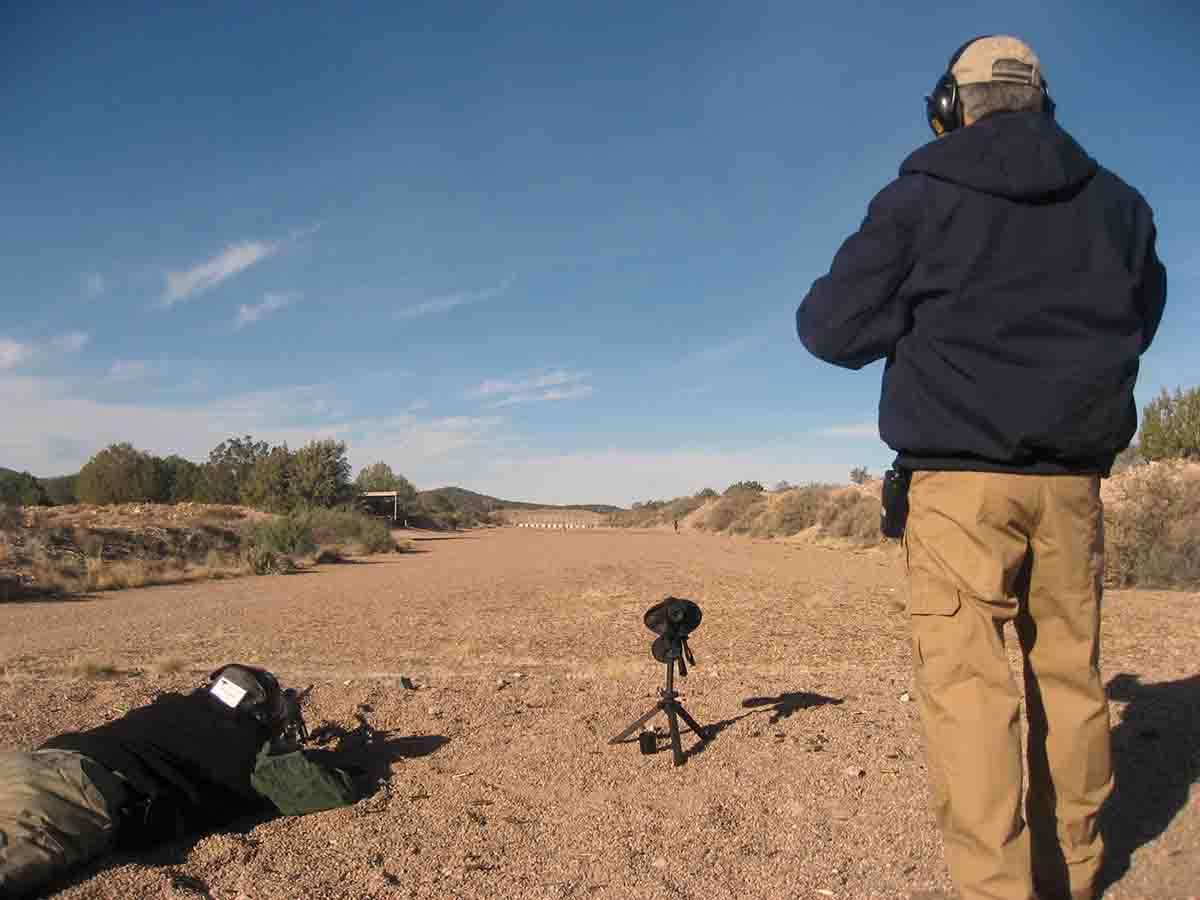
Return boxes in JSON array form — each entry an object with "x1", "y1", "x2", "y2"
[{"x1": 609, "y1": 636, "x2": 709, "y2": 766}]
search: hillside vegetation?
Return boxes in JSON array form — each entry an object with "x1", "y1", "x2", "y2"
[
  {"x1": 612, "y1": 459, "x2": 1200, "y2": 591},
  {"x1": 609, "y1": 482, "x2": 882, "y2": 544}
]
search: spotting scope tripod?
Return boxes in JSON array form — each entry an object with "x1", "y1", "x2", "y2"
[{"x1": 609, "y1": 597, "x2": 709, "y2": 766}]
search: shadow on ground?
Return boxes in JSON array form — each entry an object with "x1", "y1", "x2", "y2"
[
  {"x1": 306, "y1": 704, "x2": 450, "y2": 795},
  {"x1": 1097, "y1": 671, "x2": 1200, "y2": 893},
  {"x1": 741, "y1": 690, "x2": 846, "y2": 724}
]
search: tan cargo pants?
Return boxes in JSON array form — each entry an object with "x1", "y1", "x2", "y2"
[
  {"x1": 0, "y1": 749, "x2": 128, "y2": 897},
  {"x1": 905, "y1": 471, "x2": 1112, "y2": 900}
]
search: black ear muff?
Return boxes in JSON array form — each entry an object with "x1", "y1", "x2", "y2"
[
  {"x1": 926, "y1": 72, "x2": 960, "y2": 137},
  {"x1": 1042, "y1": 78, "x2": 1056, "y2": 120},
  {"x1": 925, "y1": 34, "x2": 994, "y2": 138}
]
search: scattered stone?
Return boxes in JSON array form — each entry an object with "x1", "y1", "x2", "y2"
[
  {"x1": 496, "y1": 678, "x2": 509, "y2": 690},
  {"x1": 843, "y1": 766, "x2": 866, "y2": 778},
  {"x1": 400, "y1": 676, "x2": 416, "y2": 690},
  {"x1": 899, "y1": 692, "x2": 912, "y2": 703},
  {"x1": 651, "y1": 857, "x2": 668, "y2": 869}
]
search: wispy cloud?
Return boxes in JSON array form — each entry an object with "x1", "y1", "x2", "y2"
[
  {"x1": 396, "y1": 278, "x2": 511, "y2": 320},
  {"x1": 683, "y1": 335, "x2": 757, "y2": 366},
  {"x1": 235, "y1": 291, "x2": 298, "y2": 330},
  {"x1": 473, "y1": 369, "x2": 588, "y2": 398},
  {"x1": 83, "y1": 273, "x2": 105, "y2": 300},
  {"x1": 162, "y1": 240, "x2": 280, "y2": 306},
  {"x1": 471, "y1": 369, "x2": 594, "y2": 408},
  {"x1": 814, "y1": 422, "x2": 878, "y2": 438},
  {"x1": 108, "y1": 360, "x2": 151, "y2": 382},
  {"x1": 491, "y1": 385, "x2": 595, "y2": 407},
  {"x1": 0, "y1": 339, "x2": 34, "y2": 370},
  {"x1": 0, "y1": 372, "x2": 505, "y2": 483},
  {"x1": 53, "y1": 331, "x2": 90, "y2": 353}
]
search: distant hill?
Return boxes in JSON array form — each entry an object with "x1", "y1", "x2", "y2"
[{"x1": 418, "y1": 485, "x2": 622, "y2": 515}]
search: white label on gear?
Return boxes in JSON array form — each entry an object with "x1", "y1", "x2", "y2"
[{"x1": 210, "y1": 675, "x2": 248, "y2": 708}]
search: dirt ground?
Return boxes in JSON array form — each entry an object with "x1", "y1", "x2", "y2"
[{"x1": 1, "y1": 528, "x2": 1197, "y2": 899}]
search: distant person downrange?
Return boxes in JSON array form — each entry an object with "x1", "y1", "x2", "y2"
[{"x1": 796, "y1": 35, "x2": 1166, "y2": 900}]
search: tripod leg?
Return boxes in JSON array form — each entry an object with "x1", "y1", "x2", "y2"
[
  {"x1": 664, "y1": 702, "x2": 684, "y2": 766},
  {"x1": 609, "y1": 703, "x2": 663, "y2": 744},
  {"x1": 674, "y1": 704, "x2": 708, "y2": 742}
]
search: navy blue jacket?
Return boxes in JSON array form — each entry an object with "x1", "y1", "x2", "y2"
[{"x1": 797, "y1": 111, "x2": 1166, "y2": 474}]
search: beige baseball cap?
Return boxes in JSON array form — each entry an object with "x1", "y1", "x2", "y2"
[{"x1": 952, "y1": 35, "x2": 1043, "y2": 88}]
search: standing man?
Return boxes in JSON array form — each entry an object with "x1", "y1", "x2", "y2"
[{"x1": 796, "y1": 35, "x2": 1166, "y2": 900}]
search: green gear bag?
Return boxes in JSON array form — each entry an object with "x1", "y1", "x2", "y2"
[{"x1": 250, "y1": 742, "x2": 356, "y2": 816}]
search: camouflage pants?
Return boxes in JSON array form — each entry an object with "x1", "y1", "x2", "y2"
[{"x1": 0, "y1": 749, "x2": 128, "y2": 897}]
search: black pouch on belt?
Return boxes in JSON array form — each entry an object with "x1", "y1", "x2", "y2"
[{"x1": 880, "y1": 467, "x2": 912, "y2": 539}]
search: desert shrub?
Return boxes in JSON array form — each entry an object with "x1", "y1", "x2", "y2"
[
  {"x1": 705, "y1": 489, "x2": 766, "y2": 532},
  {"x1": 760, "y1": 486, "x2": 827, "y2": 537},
  {"x1": 724, "y1": 480, "x2": 764, "y2": 495},
  {"x1": 1139, "y1": 386, "x2": 1200, "y2": 461},
  {"x1": 249, "y1": 507, "x2": 398, "y2": 555},
  {"x1": 1105, "y1": 467, "x2": 1200, "y2": 589},
  {"x1": 0, "y1": 505, "x2": 22, "y2": 531},
  {"x1": 818, "y1": 492, "x2": 881, "y2": 543},
  {"x1": 354, "y1": 516, "x2": 395, "y2": 553},
  {"x1": 244, "y1": 516, "x2": 317, "y2": 556},
  {"x1": 849, "y1": 466, "x2": 871, "y2": 485},
  {"x1": 242, "y1": 545, "x2": 283, "y2": 575}
]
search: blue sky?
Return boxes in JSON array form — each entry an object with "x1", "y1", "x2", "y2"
[{"x1": 2, "y1": 2, "x2": 1196, "y2": 505}]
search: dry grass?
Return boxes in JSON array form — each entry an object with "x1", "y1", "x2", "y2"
[
  {"x1": 68, "y1": 655, "x2": 120, "y2": 680},
  {"x1": 150, "y1": 655, "x2": 187, "y2": 675}
]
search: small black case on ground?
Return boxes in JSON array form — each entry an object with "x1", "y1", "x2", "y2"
[{"x1": 880, "y1": 467, "x2": 912, "y2": 539}]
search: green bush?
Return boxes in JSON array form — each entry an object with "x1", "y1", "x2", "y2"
[
  {"x1": 244, "y1": 516, "x2": 317, "y2": 556},
  {"x1": 0, "y1": 470, "x2": 47, "y2": 506},
  {"x1": 77, "y1": 443, "x2": 167, "y2": 504},
  {"x1": 354, "y1": 515, "x2": 395, "y2": 553},
  {"x1": 1140, "y1": 386, "x2": 1200, "y2": 461},
  {"x1": 249, "y1": 507, "x2": 396, "y2": 555},
  {"x1": 289, "y1": 440, "x2": 352, "y2": 509},
  {"x1": 1105, "y1": 467, "x2": 1200, "y2": 589}
]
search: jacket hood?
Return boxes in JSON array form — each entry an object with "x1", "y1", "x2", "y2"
[{"x1": 901, "y1": 111, "x2": 1098, "y2": 201}]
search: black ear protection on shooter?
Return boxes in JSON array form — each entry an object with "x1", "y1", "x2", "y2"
[{"x1": 925, "y1": 35, "x2": 1056, "y2": 137}]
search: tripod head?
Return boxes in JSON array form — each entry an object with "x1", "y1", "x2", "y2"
[{"x1": 643, "y1": 597, "x2": 701, "y2": 676}]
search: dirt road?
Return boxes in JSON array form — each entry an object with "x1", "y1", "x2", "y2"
[{"x1": 2, "y1": 528, "x2": 1196, "y2": 899}]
